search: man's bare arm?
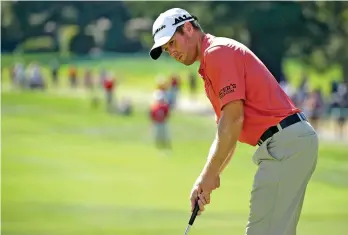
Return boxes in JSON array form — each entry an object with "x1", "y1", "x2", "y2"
[
  {"x1": 206, "y1": 136, "x2": 236, "y2": 175},
  {"x1": 201, "y1": 100, "x2": 244, "y2": 177}
]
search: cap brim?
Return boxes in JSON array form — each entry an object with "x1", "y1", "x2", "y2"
[{"x1": 149, "y1": 35, "x2": 173, "y2": 60}]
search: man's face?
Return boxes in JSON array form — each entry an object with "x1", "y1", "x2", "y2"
[{"x1": 161, "y1": 22, "x2": 197, "y2": 66}]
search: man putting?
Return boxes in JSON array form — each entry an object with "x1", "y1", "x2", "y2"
[{"x1": 149, "y1": 8, "x2": 319, "y2": 235}]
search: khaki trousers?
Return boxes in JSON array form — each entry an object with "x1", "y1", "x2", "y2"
[{"x1": 246, "y1": 121, "x2": 318, "y2": 235}]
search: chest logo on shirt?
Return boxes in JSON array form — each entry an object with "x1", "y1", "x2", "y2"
[{"x1": 219, "y1": 83, "x2": 237, "y2": 99}]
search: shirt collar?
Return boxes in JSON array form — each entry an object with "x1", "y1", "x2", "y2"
[{"x1": 198, "y1": 33, "x2": 215, "y2": 76}]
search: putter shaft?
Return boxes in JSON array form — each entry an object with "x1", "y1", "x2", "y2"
[
  {"x1": 183, "y1": 225, "x2": 191, "y2": 235},
  {"x1": 189, "y1": 200, "x2": 200, "y2": 225},
  {"x1": 184, "y1": 200, "x2": 200, "y2": 234}
]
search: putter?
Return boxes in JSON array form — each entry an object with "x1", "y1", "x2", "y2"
[{"x1": 183, "y1": 200, "x2": 200, "y2": 235}]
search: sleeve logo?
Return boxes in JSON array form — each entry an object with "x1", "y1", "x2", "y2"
[{"x1": 219, "y1": 83, "x2": 237, "y2": 99}]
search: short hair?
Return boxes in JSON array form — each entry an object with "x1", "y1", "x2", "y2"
[{"x1": 175, "y1": 15, "x2": 203, "y2": 34}]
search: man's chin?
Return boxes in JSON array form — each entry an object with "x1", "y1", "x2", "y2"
[{"x1": 182, "y1": 59, "x2": 195, "y2": 66}]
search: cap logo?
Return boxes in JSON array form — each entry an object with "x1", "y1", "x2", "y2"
[
  {"x1": 153, "y1": 25, "x2": 166, "y2": 36},
  {"x1": 172, "y1": 14, "x2": 193, "y2": 26}
]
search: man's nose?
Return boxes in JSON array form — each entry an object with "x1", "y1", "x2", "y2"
[{"x1": 168, "y1": 49, "x2": 177, "y2": 58}]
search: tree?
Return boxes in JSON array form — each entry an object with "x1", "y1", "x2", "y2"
[
  {"x1": 299, "y1": 2, "x2": 348, "y2": 82},
  {"x1": 125, "y1": 1, "x2": 331, "y2": 82},
  {"x1": 209, "y1": 1, "x2": 330, "y2": 82}
]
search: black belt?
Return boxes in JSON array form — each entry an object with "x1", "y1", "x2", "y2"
[{"x1": 257, "y1": 112, "x2": 308, "y2": 146}]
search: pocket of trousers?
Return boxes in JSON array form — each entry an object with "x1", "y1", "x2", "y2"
[
  {"x1": 253, "y1": 137, "x2": 277, "y2": 165},
  {"x1": 265, "y1": 133, "x2": 317, "y2": 161}
]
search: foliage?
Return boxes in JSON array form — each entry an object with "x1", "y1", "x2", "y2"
[{"x1": 2, "y1": 1, "x2": 348, "y2": 80}]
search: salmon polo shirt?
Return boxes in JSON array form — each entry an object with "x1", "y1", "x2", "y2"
[{"x1": 198, "y1": 34, "x2": 300, "y2": 146}]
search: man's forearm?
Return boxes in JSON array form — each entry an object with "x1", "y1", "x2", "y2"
[
  {"x1": 219, "y1": 144, "x2": 236, "y2": 174},
  {"x1": 206, "y1": 138, "x2": 236, "y2": 175},
  {"x1": 202, "y1": 113, "x2": 243, "y2": 177}
]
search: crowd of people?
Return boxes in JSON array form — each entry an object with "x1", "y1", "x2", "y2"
[
  {"x1": 8, "y1": 60, "x2": 135, "y2": 115},
  {"x1": 149, "y1": 71, "x2": 348, "y2": 152},
  {"x1": 7, "y1": 60, "x2": 200, "y2": 151},
  {"x1": 10, "y1": 62, "x2": 46, "y2": 90},
  {"x1": 280, "y1": 73, "x2": 348, "y2": 139},
  {"x1": 7, "y1": 61, "x2": 347, "y2": 150}
]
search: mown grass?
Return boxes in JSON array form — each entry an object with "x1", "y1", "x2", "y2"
[{"x1": 1, "y1": 90, "x2": 348, "y2": 235}]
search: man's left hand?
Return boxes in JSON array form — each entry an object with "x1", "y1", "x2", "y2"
[{"x1": 190, "y1": 173, "x2": 220, "y2": 215}]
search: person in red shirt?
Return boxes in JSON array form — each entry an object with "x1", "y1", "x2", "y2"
[
  {"x1": 149, "y1": 8, "x2": 318, "y2": 235},
  {"x1": 103, "y1": 73, "x2": 116, "y2": 112},
  {"x1": 150, "y1": 90, "x2": 171, "y2": 150}
]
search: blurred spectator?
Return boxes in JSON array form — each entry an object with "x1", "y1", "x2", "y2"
[
  {"x1": 330, "y1": 82, "x2": 348, "y2": 138},
  {"x1": 156, "y1": 75, "x2": 169, "y2": 92},
  {"x1": 297, "y1": 72, "x2": 310, "y2": 106},
  {"x1": 167, "y1": 73, "x2": 180, "y2": 109},
  {"x1": 68, "y1": 66, "x2": 78, "y2": 88},
  {"x1": 338, "y1": 82, "x2": 347, "y2": 98},
  {"x1": 13, "y1": 62, "x2": 26, "y2": 89},
  {"x1": 50, "y1": 59, "x2": 60, "y2": 87},
  {"x1": 118, "y1": 97, "x2": 133, "y2": 116},
  {"x1": 331, "y1": 80, "x2": 339, "y2": 94},
  {"x1": 188, "y1": 72, "x2": 197, "y2": 100},
  {"x1": 84, "y1": 69, "x2": 94, "y2": 90},
  {"x1": 303, "y1": 88, "x2": 324, "y2": 131},
  {"x1": 330, "y1": 83, "x2": 343, "y2": 111},
  {"x1": 279, "y1": 80, "x2": 296, "y2": 101},
  {"x1": 27, "y1": 63, "x2": 45, "y2": 90},
  {"x1": 99, "y1": 68, "x2": 108, "y2": 88},
  {"x1": 155, "y1": 75, "x2": 170, "y2": 102},
  {"x1": 10, "y1": 65, "x2": 16, "y2": 87},
  {"x1": 103, "y1": 72, "x2": 116, "y2": 112},
  {"x1": 150, "y1": 90, "x2": 171, "y2": 150}
]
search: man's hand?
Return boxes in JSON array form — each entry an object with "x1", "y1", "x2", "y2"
[{"x1": 190, "y1": 174, "x2": 220, "y2": 216}]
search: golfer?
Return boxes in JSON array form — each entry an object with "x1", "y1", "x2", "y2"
[{"x1": 149, "y1": 8, "x2": 319, "y2": 235}]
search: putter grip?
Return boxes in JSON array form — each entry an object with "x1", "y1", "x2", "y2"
[{"x1": 189, "y1": 200, "x2": 200, "y2": 225}]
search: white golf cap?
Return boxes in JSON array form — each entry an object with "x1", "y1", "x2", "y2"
[{"x1": 149, "y1": 8, "x2": 195, "y2": 60}]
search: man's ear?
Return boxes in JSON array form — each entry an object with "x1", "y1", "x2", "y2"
[{"x1": 184, "y1": 22, "x2": 193, "y2": 35}]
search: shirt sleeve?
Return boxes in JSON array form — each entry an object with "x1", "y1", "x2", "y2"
[{"x1": 205, "y1": 45, "x2": 246, "y2": 110}]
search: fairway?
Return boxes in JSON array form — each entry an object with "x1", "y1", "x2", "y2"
[{"x1": 2, "y1": 89, "x2": 348, "y2": 235}]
